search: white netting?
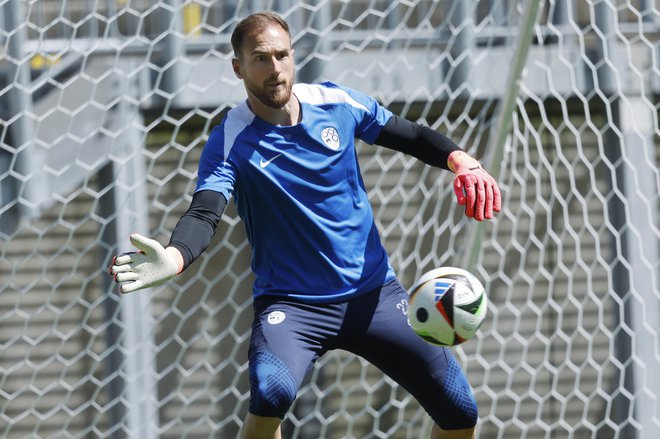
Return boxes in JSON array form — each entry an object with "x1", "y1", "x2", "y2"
[{"x1": 1, "y1": 1, "x2": 658, "y2": 438}]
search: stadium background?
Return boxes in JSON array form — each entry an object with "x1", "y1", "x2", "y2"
[{"x1": 0, "y1": 0, "x2": 658, "y2": 438}]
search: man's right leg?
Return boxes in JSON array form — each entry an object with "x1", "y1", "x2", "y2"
[
  {"x1": 240, "y1": 413, "x2": 282, "y2": 439},
  {"x1": 245, "y1": 297, "x2": 337, "y2": 439}
]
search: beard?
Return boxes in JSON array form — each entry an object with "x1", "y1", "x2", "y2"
[{"x1": 246, "y1": 76, "x2": 293, "y2": 109}]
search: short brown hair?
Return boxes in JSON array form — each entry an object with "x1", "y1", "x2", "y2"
[{"x1": 231, "y1": 12, "x2": 291, "y2": 59}]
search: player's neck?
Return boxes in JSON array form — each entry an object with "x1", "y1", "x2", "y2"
[{"x1": 247, "y1": 94, "x2": 301, "y2": 127}]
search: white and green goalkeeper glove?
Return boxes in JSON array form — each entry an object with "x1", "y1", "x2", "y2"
[{"x1": 110, "y1": 233, "x2": 182, "y2": 294}]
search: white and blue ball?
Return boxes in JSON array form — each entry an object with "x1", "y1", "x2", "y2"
[{"x1": 408, "y1": 267, "x2": 487, "y2": 346}]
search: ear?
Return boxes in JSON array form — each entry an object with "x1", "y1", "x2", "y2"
[{"x1": 232, "y1": 58, "x2": 243, "y2": 79}]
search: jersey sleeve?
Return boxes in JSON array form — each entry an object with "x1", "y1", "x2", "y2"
[
  {"x1": 195, "y1": 124, "x2": 237, "y2": 201},
  {"x1": 375, "y1": 114, "x2": 462, "y2": 170},
  {"x1": 321, "y1": 81, "x2": 393, "y2": 144}
]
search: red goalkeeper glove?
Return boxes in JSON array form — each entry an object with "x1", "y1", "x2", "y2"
[{"x1": 448, "y1": 151, "x2": 502, "y2": 221}]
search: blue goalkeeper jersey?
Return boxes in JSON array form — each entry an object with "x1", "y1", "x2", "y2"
[{"x1": 195, "y1": 82, "x2": 396, "y2": 303}]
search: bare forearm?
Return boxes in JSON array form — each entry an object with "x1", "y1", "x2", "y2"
[{"x1": 164, "y1": 246, "x2": 185, "y2": 274}]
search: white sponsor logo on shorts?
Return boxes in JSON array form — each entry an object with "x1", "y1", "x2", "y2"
[{"x1": 267, "y1": 311, "x2": 286, "y2": 325}]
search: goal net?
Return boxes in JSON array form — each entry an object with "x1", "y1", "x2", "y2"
[{"x1": 1, "y1": 1, "x2": 658, "y2": 438}]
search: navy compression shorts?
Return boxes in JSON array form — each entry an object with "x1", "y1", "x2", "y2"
[{"x1": 247, "y1": 278, "x2": 478, "y2": 430}]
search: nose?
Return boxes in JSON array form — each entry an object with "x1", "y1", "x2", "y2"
[{"x1": 269, "y1": 56, "x2": 283, "y2": 74}]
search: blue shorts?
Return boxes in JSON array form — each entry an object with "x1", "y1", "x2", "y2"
[{"x1": 248, "y1": 278, "x2": 478, "y2": 430}]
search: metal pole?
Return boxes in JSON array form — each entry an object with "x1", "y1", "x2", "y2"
[
  {"x1": 97, "y1": 163, "x2": 125, "y2": 439},
  {"x1": 593, "y1": 1, "x2": 660, "y2": 437},
  {"x1": 111, "y1": 60, "x2": 160, "y2": 439},
  {"x1": 447, "y1": 0, "x2": 474, "y2": 97},
  {"x1": 159, "y1": 0, "x2": 184, "y2": 104},
  {"x1": 594, "y1": 2, "x2": 636, "y2": 438},
  {"x1": 547, "y1": 0, "x2": 570, "y2": 45},
  {"x1": 619, "y1": 96, "x2": 660, "y2": 439},
  {"x1": 2, "y1": 0, "x2": 42, "y2": 218},
  {"x1": 297, "y1": 0, "x2": 330, "y2": 83},
  {"x1": 602, "y1": 100, "x2": 635, "y2": 439},
  {"x1": 115, "y1": 110, "x2": 160, "y2": 439},
  {"x1": 598, "y1": 0, "x2": 660, "y2": 431},
  {"x1": 461, "y1": 0, "x2": 541, "y2": 271},
  {"x1": 639, "y1": 0, "x2": 654, "y2": 23},
  {"x1": 551, "y1": 0, "x2": 569, "y2": 26}
]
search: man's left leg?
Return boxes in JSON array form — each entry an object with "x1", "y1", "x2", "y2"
[
  {"x1": 431, "y1": 424, "x2": 475, "y2": 439},
  {"x1": 240, "y1": 412, "x2": 282, "y2": 439},
  {"x1": 339, "y1": 279, "x2": 478, "y2": 437}
]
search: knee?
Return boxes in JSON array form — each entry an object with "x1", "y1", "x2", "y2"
[
  {"x1": 440, "y1": 370, "x2": 478, "y2": 429},
  {"x1": 451, "y1": 390, "x2": 478, "y2": 429},
  {"x1": 432, "y1": 389, "x2": 478, "y2": 430},
  {"x1": 249, "y1": 352, "x2": 297, "y2": 418},
  {"x1": 430, "y1": 356, "x2": 478, "y2": 429}
]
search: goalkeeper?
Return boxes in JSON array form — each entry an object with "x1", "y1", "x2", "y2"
[{"x1": 111, "y1": 11, "x2": 500, "y2": 439}]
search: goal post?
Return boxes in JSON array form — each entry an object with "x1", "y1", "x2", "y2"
[
  {"x1": 0, "y1": 1, "x2": 658, "y2": 438},
  {"x1": 462, "y1": 0, "x2": 541, "y2": 272}
]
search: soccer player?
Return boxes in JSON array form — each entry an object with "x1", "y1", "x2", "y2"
[{"x1": 110, "y1": 11, "x2": 501, "y2": 439}]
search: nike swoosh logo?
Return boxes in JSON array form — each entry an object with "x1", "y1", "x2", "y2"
[{"x1": 260, "y1": 153, "x2": 282, "y2": 168}]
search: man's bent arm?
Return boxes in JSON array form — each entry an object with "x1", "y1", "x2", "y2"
[
  {"x1": 168, "y1": 189, "x2": 227, "y2": 270},
  {"x1": 374, "y1": 114, "x2": 462, "y2": 170},
  {"x1": 374, "y1": 114, "x2": 501, "y2": 221}
]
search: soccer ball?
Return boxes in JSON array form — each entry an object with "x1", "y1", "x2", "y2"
[{"x1": 408, "y1": 267, "x2": 487, "y2": 346}]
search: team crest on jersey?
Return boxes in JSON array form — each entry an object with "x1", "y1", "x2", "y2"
[{"x1": 321, "y1": 127, "x2": 340, "y2": 150}]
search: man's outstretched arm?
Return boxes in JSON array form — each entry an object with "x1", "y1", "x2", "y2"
[
  {"x1": 374, "y1": 114, "x2": 501, "y2": 221},
  {"x1": 110, "y1": 190, "x2": 227, "y2": 293}
]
